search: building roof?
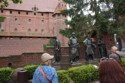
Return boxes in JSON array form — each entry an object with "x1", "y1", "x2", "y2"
[{"x1": 5, "y1": 0, "x2": 59, "y2": 12}]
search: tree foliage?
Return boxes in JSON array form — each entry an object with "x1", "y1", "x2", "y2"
[
  {"x1": 0, "y1": 0, "x2": 22, "y2": 8},
  {"x1": 60, "y1": 0, "x2": 125, "y2": 40},
  {"x1": 0, "y1": 0, "x2": 22, "y2": 22}
]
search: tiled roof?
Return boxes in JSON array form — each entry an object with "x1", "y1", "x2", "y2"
[{"x1": 5, "y1": 0, "x2": 59, "y2": 12}]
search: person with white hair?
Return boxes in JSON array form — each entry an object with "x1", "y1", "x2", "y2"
[
  {"x1": 32, "y1": 53, "x2": 58, "y2": 83},
  {"x1": 109, "y1": 46, "x2": 122, "y2": 64}
]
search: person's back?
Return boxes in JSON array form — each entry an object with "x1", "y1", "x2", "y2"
[
  {"x1": 32, "y1": 65, "x2": 58, "y2": 83},
  {"x1": 32, "y1": 53, "x2": 58, "y2": 83}
]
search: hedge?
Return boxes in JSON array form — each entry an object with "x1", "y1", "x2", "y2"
[
  {"x1": 57, "y1": 70, "x2": 70, "y2": 83},
  {"x1": 121, "y1": 57, "x2": 125, "y2": 70},
  {"x1": 68, "y1": 64, "x2": 99, "y2": 83},
  {"x1": 0, "y1": 67, "x2": 13, "y2": 83},
  {"x1": 1, "y1": 58, "x2": 125, "y2": 83}
]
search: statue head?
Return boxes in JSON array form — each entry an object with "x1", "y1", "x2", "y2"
[{"x1": 72, "y1": 32, "x2": 75, "y2": 37}]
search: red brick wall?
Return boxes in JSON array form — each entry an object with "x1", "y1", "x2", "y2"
[
  {"x1": 0, "y1": 9, "x2": 68, "y2": 46},
  {"x1": 0, "y1": 53, "x2": 43, "y2": 68}
]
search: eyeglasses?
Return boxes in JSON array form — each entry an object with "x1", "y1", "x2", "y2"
[{"x1": 99, "y1": 57, "x2": 114, "y2": 62}]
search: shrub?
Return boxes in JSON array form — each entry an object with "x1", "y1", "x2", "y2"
[
  {"x1": 43, "y1": 39, "x2": 55, "y2": 51},
  {"x1": 0, "y1": 67, "x2": 13, "y2": 83},
  {"x1": 121, "y1": 57, "x2": 125, "y2": 70},
  {"x1": 57, "y1": 70, "x2": 70, "y2": 83},
  {"x1": 68, "y1": 64, "x2": 98, "y2": 83},
  {"x1": 24, "y1": 65, "x2": 38, "y2": 79}
]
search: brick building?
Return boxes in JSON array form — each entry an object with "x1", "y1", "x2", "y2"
[
  {"x1": 0, "y1": 0, "x2": 69, "y2": 68},
  {"x1": 0, "y1": 0, "x2": 124, "y2": 68}
]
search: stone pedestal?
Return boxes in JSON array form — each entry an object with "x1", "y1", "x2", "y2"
[{"x1": 52, "y1": 55, "x2": 82, "y2": 70}]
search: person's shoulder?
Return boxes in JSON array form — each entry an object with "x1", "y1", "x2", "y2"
[
  {"x1": 109, "y1": 54, "x2": 117, "y2": 57},
  {"x1": 50, "y1": 66, "x2": 56, "y2": 70},
  {"x1": 44, "y1": 66, "x2": 56, "y2": 70},
  {"x1": 109, "y1": 54, "x2": 114, "y2": 57},
  {"x1": 34, "y1": 67, "x2": 41, "y2": 72}
]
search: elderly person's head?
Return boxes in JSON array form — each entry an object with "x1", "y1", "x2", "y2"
[
  {"x1": 111, "y1": 46, "x2": 118, "y2": 54},
  {"x1": 41, "y1": 53, "x2": 54, "y2": 65},
  {"x1": 99, "y1": 58, "x2": 125, "y2": 83}
]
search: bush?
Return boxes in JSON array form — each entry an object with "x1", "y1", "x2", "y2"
[
  {"x1": 57, "y1": 70, "x2": 70, "y2": 83},
  {"x1": 0, "y1": 67, "x2": 13, "y2": 83},
  {"x1": 121, "y1": 57, "x2": 125, "y2": 70},
  {"x1": 43, "y1": 39, "x2": 55, "y2": 51},
  {"x1": 24, "y1": 65, "x2": 38, "y2": 79},
  {"x1": 68, "y1": 64, "x2": 98, "y2": 83}
]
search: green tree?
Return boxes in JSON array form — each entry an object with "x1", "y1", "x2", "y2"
[
  {"x1": 0, "y1": 0, "x2": 22, "y2": 8},
  {"x1": 0, "y1": 0, "x2": 22, "y2": 23},
  {"x1": 60, "y1": 0, "x2": 125, "y2": 41}
]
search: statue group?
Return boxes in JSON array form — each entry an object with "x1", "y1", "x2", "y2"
[{"x1": 53, "y1": 33, "x2": 108, "y2": 64}]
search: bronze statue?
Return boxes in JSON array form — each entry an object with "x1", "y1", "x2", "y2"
[
  {"x1": 68, "y1": 32, "x2": 80, "y2": 64},
  {"x1": 53, "y1": 37, "x2": 61, "y2": 63},
  {"x1": 98, "y1": 37, "x2": 108, "y2": 58},
  {"x1": 83, "y1": 36, "x2": 95, "y2": 61}
]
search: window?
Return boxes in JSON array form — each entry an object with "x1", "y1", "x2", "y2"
[
  {"x1": 1, "y1": 10, "x2": 3, "y2": 13},
  {"x1": 10, "y1": 11, "x2": 12, "y2": 14},
  {"x1": 14, "y1": 28, "x2": 17, "y2": 31},
  {"x1": 41, "y1": 13, "x2": 44, "y2": 16},
  {"x1": 35, "y1": 29, "x2": 38, "y2": 32},
  {"x1": 41, "y1": 20, "x2": 44, "y2": 22},
  {"x1": 58, "y1": 14, "x2": 60, "y2": 16},
  {"x1": 26, "y1": 12, "x2": 28, "y2": 15},
  {"x1": 41, "y1": 29, "x2": 44, "y2": 32},
  {"x1": 28, "y1": 28, "x2": 31, "y2": 31},
  {"x1": 34, "y1": 13, "x2": 36, "y2": 15},
  {"x1": 7, "y1": 63, "x2": 12, "y2": 67},
  {"x1": 18, "y1": 11, "x2": 20, "y2": 14},
  {"x1": 15, "y1": 18, "x2": 17, "y2": 21},
  {"x1": 28, "y1": 19, "x2": 31, "y2": 22},
  {"x1": 52, "y1": 14, "x2": 56, "y2": 17}
]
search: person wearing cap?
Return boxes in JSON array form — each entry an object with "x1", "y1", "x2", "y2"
[
  {"x1": 109, "y1": 46, "x2": 122, "y2": 64},
  {"x1": 32, "y1": 53, "x2": 58, "y2": 83}
]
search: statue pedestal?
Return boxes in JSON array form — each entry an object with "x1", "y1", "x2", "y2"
[
  {"x1": 52, "y1": 63, "x2": 61, "y2": 70},
  {"x1": 60, "y1": 62, "x2": 82, "y2": 70},
  {"x1": 52, "y1": 55, "x2": 82, "y2": 70},
  {"x1": 70, "y1": 62, "x2": 82, "y2": 67}
]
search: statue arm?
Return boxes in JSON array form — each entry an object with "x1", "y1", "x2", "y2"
[{"x1": 83, "y1": 39, "x2": 87, "y2": 45}]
